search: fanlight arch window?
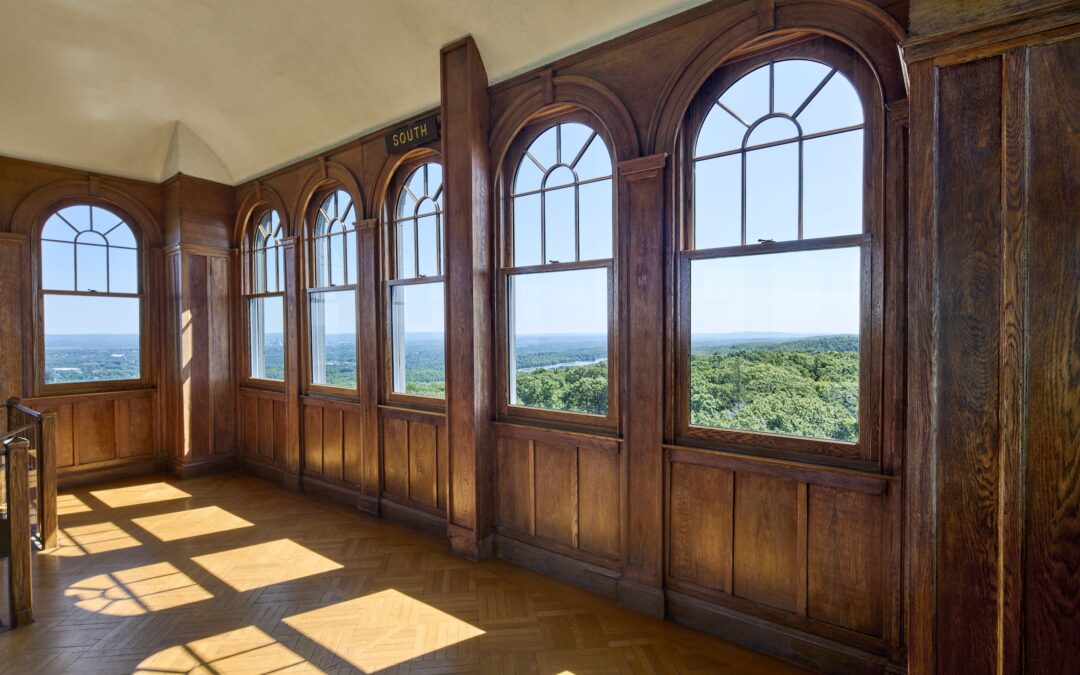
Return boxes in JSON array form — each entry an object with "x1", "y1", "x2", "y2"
[
  {"x1": 306, "y1": 190, "x2": 358, "y2": 390},
  {"x1": 39, "y1": 204, "x2": 142, "y2": 385},
  {"x1": 501, "y1": 118, "x2": 616, "y2": 424},
  {"x1": 245, "y1": 209, "x2": 285, "y2": 381},
  {"x1": 387, "y1": 162, "x2": 446, "y2": 399},
  {"x1": 683, "y1": 49, "x2": 871, "y2": 453}
]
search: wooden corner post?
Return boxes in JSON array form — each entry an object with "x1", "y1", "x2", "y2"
[{"x1": 441, "y1": 36, "x2": 494, "y2": 560}]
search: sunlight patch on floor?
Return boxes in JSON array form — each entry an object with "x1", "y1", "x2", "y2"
[
  {"x1": 133, "y1": 505, "x2": 254, "y2": 542},
  {"x1": 48, "y1": 521, "x2": 141, "y2": 557},
  {"x1": 283, "y1": 589, "x2": 485, "y2": 672},
  {"x1": 192, "y1": 538, "x2": 342, "y2": 592},
  {"x1": 135, "y1": 625, "x2": 323, "y2": 674},
  {"x1": 66, "y1": 561, "x2": 212, "y2": 616},
  {"x1": 90, "y1": 482, "x2": 191, "y2": 508},
  {"x1": 57, "y1": 493, "x2": 91, "y2": 515}
]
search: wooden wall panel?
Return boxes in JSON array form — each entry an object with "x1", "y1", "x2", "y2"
[
  {"x1": 807, "y1": 485, "x2": 883, "y2": 637},
  {"x1": 208, "y1": 255, "x2": 234, "y2": 455},
  {"x1": 303, "y1": 404, "x2": 323, "y2": 475},
  {"x1": 73, "y1": 399, "x2": 116, "y2": 465},
  {"x1": 342, "y1": 410, "x2": 363, "y2": 485},
  {"x1": 242, "y1": 393, "x2": 258, "y2": 458},
  {"x1": 116, "y1": 395, "x2": 155, "y2": 459},
  {"x1": 934, "y1": 56, "x2": 1002, "y2": 675},
  {"x1": 257, "y1": 398, "x2": 274, "y2": 460},
  {"x1": 382, "y1": 416, "x2": 408, "y2": 499},
  {"x1": 408, "y1": 421, "x2": 438, "y2": 509},
  {"x1": 733, "y1": 472, "x2": 800, "y2": 613},
  {"x1": 53, "y1": 403, "x2": 74, "y2": 468},
  {"x1": 272, "y1": 399, "x2": 287, "y2": 464},
  {"x1": 534, "y1": 441, "x2": 576, "y2": 548},
  {"x1": 437, "y1": 425, "x2": 448, "y2": 512},
  {"x1": 668, "y1": 462, "x2": 732, "y2": 593},
  {"x1": 577, "y1": 446, "x2": 620, "y2": 560},
  {"x1": 495, "y1": 435, "x2": 532, "y2": 535},
  {"x1": 1023, "y1": 36, "x2": 1080, "y2": 673}
]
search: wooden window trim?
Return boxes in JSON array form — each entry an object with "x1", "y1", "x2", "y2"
[
  {"x1": 382, "y1": 157, "x2": 448, "y2": 411},
  {"x1": 33, "y1": 200, "x2": 152, "y2": 396},
  {"x1": 675, "y1": 35, "x2": 884, "y2": 466},
  {"x1": 241, "y1": 208, "x2": 287, "y2": 390},
  {"x1": 496, "y1": 109, "x2": 620, "y2": 432}
]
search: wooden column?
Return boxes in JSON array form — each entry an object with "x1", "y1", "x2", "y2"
[
  {"x1": 0, "y1": 233, "x2": 26, "y2": 408},
  {"x1": 906, "y1": 7, "x2": 1080, "y2": 671},
  {"x1": 5, "y1": 437, "x2": 32, "y2": 627},
  {"x1": 617, "y1": 154, "x2": 667, "y2": 616},
  {"x1": 440, "y1": 35, "x2": 494, "y2": 559},
  {"x1": 282, "y1": 236, "x2": 302, "y2": 487},
  {"x1": 161, "y1": 175, "x2": 237, "y2": 478},
  {"x1": 357, "y1": 219, "x2": 381, "y2": 514}
]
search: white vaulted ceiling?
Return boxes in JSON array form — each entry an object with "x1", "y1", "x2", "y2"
[{"x1": 0, "y1": 0, "x2": 708, "y2": 184}]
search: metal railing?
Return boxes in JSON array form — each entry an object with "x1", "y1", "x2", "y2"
[{"x1": 1, "y1": 398, "x2": 57, "y2": 629}]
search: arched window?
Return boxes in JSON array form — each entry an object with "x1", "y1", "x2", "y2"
[
  {"x1": 500, "y1": 116, "x2": 616, "y2": 424},
  {"x1": 306, "y1": 189, "x2": 357, "y2": 390},
  {"x1": 245, "y1": 209, "x2": 285, "y2": 381},
  {"x1": 682, "y1": 40, "x2": 873, "y2": 455},
  {"x1": 387, "y1": 161, "x2": 445, "y2": 399},
  {"x1": 39, "y1": 204, "x2": 142, "y2": 385}
]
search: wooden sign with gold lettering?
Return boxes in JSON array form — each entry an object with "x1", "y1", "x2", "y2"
[{"x1": 385, "y1": 115, "x2": 439, "y2": 153}]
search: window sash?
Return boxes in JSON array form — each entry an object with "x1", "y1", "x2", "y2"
[
  {"x1": 247, "y1": 293, "x2": 285, "y2": 383},
  {"x1": 387, "y1": 279, "x2": 446, "y2": 399}
]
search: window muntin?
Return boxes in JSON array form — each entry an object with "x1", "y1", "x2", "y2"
[
  {"x1": 388, "y1": 162, "x2": 446, "y2": 399},
  {"x1": 306, "y1": 190, "x2": 358, "y2": 391},
  {"x1": 502, "y1": 120, "x2": 616, "y2": 423},
  {"x1": 686, "y1": 56, "x2": 867, "y2": 446},
  {"x1": 246, "y1": 209, "x2": 285, "y2": 382},
  {"x1": 39, "y1": 204, "x2": 142, "y2": 385}
]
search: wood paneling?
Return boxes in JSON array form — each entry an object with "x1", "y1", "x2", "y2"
[
  {"x1": 116, "y1": 395, "x2": 155, "y2": 458},
  {"x1": 382, "y1": 415, "x2": 409, "y2": 499},
  {"x1": 303, "y1": 404, "x2": 323, "y2": 475},
  {"x1": 933, "y1": 55, "x2": 1002, "y2": 675},
  {"x1": 733, "y1": 473, "x2": 800, "y2": 613},
  {"x1": 407, "y1": 421, "x2": 438, "y2": 509},
  {"x1": 73, "y1": 399, "x2": 117, "y2": 465},
  {"x1": 1023, "y1": 36, "x2": 1080, "y2": 673},
  {"x1": 379, "y1": 409, "x2": 446, "y2": 515},
  {"x1": 496, "y1": 435, "x2": 532, "y2": 534},
  {"x1": 534, "y1": 441, "x2": 577, "y2": 548},
  {"x1": 807, "y1": 485, "x2": 883, "y2": 637},
  {"x1": 577, "y1": 445, "x2": 620, "y2": 560},
  {"x1": 668, "y1": 462, "x2": 732, "y2": 593}
]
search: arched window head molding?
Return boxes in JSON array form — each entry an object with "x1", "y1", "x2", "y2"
[
  {"x1": 649, "y1": 0, "x2": 906, "y2": 156},
  {"x1": 13, "y1": 178, "x2": 163, "y2": 247},
  {"x1": 490, "y1": 73, "x2": 639, "y2": 177},
  {"x1": 233, "y1": 184, "x2": 290, "y2": 249},
  {"x1": 292, "y1": 160, "x2": 365, "y2": 238}
]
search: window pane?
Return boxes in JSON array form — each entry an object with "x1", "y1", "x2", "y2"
[
  {"x1": 41, "y1": 241, "x2": 74, "y2": 290},
  {"x1": 109, "y1": 247, "x2": 139, "y2": 294},
  {"x1": 42, "y1": 214, "x2": 77, "y2": 242},
  {"x1": 43, "y1": 295, "x2": 140, "y2": 384},
  {"x1": 249, "y1": 296, "x2": 284, "y2": 381},
  {"x1": 329, "y1": 233, "x2": 346, "y2": 286},
  {"x1": 513, "y1": 194, "x2": 541, "y2": 266},
  {"x1": 265, "y1": 246, "x2": 281, "y2": 293},
  {"x1": 574, "y1": 135, "x2": 611, "y2": 181},
  {"x1": 695, "y1": 104, "x2": 745, "y2": 157},
  {"x1": 796, "y1": 72, "x2": 863, "y2": 134},
  {"x1": 694, "y1": 154, "x2": 742, "y2": 249},
  {"x1": 803, "y1": 129, "x2": 864, "y2": 238},
  {"x1": 75, "y1": 240, "x2": 108, "y2": 292},
  {"x1": 105, "y1": 222, "x2": 137, "y2": 248},
  {"x1": 773, "y1": 60, "x2": 832, "y2": 116},
  {"x1": 579, "y1": 179, "x2": 612, "y2": 261},
  {"x1": 508, "y1": 268, "x2": 609, "y2": 416},
  {"x1": 746, "y1": 142, "x2": 798, "y2": 243},
  {"x1": 544, "y1": 185, "x2": 575, "y2": 263},
  {"x1": 391, "y1": 282, "x2": 445, "y2": 397},
  {"x1": 417, "y1": 214, "x2": 439, "y2": 277},
  {"x1": 689, "y1": 247, "x2": 860, "y2": 441},
  {"x1": 309, "y1": 290, "x2": 356, "y2": 389},
  {"x1": 396, "y1": 220, "x2": 417, "y2": 279},
  {"x1": 719, "y1": 64, "x2": 770, "y2": 124}
]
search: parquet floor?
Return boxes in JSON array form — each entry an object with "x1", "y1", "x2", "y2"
[{"x1": 0, "y1": 473, "x2": 809, "y2": 674}]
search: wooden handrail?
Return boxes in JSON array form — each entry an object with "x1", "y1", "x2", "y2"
[
  {"x1": 4, "y1": 437, "x2": 33, "y2": 627},
  {"x1": 2, "y1": 398, "x2": 57, "y2": 551},
  {"x1": 5, "y1": 397, "x2": 43, "y2": 422}
]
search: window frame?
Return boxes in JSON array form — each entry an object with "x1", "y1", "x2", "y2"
[
  {"x1": 496, "y1": 109, "x2": 620, "y2": 431},
  {"x1": 33, "y1": 199, "x2": 151, "y2": 395},
  {"x1": 382, "y1": 156, "x2": 448, "y2": 410},
  {"x1": 302, "y1": 187, "x2": 361, "y2": 399},
  {"x1": 241, "y1": 208, "x2": 287, "y2": 389},
  {"x1": 675, "y1": 36, "x2": 883, "y2": 464}
]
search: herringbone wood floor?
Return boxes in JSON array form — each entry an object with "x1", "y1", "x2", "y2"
[{"x1": 0, "y1": 473, "x2": 809, "y2": 674}]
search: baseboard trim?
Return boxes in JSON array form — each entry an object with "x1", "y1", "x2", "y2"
[
  {"x1": 239, "y1": 456, "x2": 300, "y2": 491},
  {"x1": 665, "y1": 589, "x2": 895, "y2": 674},
  {"x1": 169, "y1": 455, "x2": 235, "y2": 479},
  {"x1": 300, "y1": 474, "x2": 375, "y2": 514},
  {"x1": 616, "y1": 577, "x2": 665, "y2": 618},
  {"x1": 379, "y1": 498, "x2": 446, "y2": 539},
  {"x1": 493, "y1": 534, "x2": 621, "y2": 600},
  {"x1": 57, "y1": 459, "x2": 160, "y2": 490}
]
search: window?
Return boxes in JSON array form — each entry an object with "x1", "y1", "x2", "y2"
[
  {"x1": 387, "y1": 162, "x2": 445, "y2": 399},
  {"x1": 245, "y1": 210, "x2": 285, "y2": 381},
  {"x1": 307, "y1": 190, "x2": 357, "y2": 390},
  {"x1": 38, "y1": 204, "x2": 142, "y2": 386},
  {"x1": 683, "y1": 48, "x2": 870, "y2": 453},
  {"x1": 500, "y1": 117, "x2": 616, "y2": 424}
]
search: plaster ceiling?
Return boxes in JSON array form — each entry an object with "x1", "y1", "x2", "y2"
[{"x1": 0, "y1": 0, "x2": 709, "y2": 185}]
